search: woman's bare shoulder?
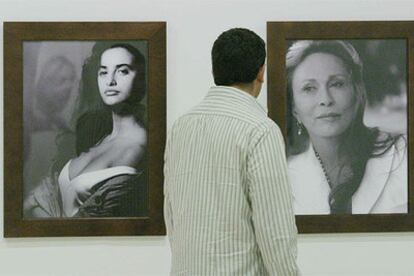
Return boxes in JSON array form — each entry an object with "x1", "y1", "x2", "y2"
[
  {"x1": 110, "y1": 127, "x2": 147, "y2": 167},
  {"x1": 130, "y1": 125, "x2": 147, "y2": 147}
]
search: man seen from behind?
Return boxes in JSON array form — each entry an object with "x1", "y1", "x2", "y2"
[{"x1": 164, "y1": 28, "x2": 299, "y2": 275}]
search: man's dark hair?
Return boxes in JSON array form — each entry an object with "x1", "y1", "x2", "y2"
[{"x1": 212, "y1": 28, "x2": 266, "y2": 86}]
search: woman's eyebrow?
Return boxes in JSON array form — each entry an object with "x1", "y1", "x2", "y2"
[
  {"x1": 115, "y1": 63, "x2": 134, "y2": 69},
  {"x1": 300, "y1": 78, "x2": 316, "y2": 83},
  {"x1": 329, "y1": 74, "x2": 348, "y2": 79},
  {"x1": 99, "y1": 64, "x2": 134, "y2": 69}
]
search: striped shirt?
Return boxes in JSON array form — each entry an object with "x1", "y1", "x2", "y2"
[{"x1": 164, "y1": 86, "x2": 299, "y2": 275}]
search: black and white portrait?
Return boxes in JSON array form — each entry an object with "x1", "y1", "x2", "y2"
[
  {"x1": 22, "y1": 41, "x2": 149, "y2": 218},
  {"x1": 285, "y1": 40, "x2": 407, "y2": 215}
]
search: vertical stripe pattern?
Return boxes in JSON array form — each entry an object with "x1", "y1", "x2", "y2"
[{"x1": 164, "y1": 86, "x2": 299, "y2": 275}]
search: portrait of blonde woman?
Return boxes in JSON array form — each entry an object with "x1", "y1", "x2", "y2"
[{"x1": 285, "y1": 40, "x2": 407, "y2": 215}]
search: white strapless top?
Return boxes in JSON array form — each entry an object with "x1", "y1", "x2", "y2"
[{"x1": 58, "y1": 160, "x2": 137, "y2": 217}]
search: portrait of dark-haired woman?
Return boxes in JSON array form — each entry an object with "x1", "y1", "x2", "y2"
[
  {"x1": 286, "y1": 40, "x2": 407, "y2": 215},
  {"x1": 24, "y1": 42, "x2": 148, "y2": 218}
]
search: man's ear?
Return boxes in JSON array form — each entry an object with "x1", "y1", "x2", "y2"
[{"x1": 256, "y1": 65, "x2": 265, "y2": 83}]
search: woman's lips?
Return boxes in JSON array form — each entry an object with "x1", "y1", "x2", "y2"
[
  {"x1": 105, "y1": 90, "x2": 120, "y2": 96},
  {"x1": 316, "y1": 113, "x2": 341, "y2": 121}
]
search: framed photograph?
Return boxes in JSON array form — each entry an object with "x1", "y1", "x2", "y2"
[
  {"x1": 4, "y1": 22, "x2": 166, "y2": 237},
  {"x1": 267, "y1": 21, "x2": 412, "y2": 233}
]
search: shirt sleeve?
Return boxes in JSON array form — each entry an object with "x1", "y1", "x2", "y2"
[
  {"x1": 247, "y1": 123, "x2": 300, "y2": 275},
  {"x1": 164, "y1": 131, "x2": 174, "y2": 243}
]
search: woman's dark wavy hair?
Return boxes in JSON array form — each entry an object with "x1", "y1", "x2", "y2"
[
  {"x1": 286, "y1": 40, "x2": 395, "y2": 214},
  {"x1": 52, "y1": 42, "x2": 146, "y2": 174}
]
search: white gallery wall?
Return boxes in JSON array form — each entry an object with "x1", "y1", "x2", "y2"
[{"x1": 1, "y1": 0, "x2": 414, "y2": 275}]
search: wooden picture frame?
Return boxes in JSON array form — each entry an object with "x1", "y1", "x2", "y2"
[
  {"x1": 267, "y1": 21, "x2": 412, "y2": 233},
  {"x1": 4, "y1": 22, "x2": 166, "y2": 237}
]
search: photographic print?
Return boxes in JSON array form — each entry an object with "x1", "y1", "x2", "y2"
[
  {"x1": 4, "y1": 22, "x2": 166, "y2": 237},
  {"x1": 286, "y1": 39, "x2": 407, "y2": 215},
  {"x1": 267, "y1": 22, "x2": 412, "y2": 233}
]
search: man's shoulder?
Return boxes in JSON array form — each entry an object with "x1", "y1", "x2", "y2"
[
  {"x1": 189, "y1": 103, "x2": 272, "y2": 128},
  {"x1": 177, "y1": 108, "x2": 277, "y2": 132},
  {"x1": 184, "y1": 89, "x2": 268, "y2": 125},
  {"x1": 252, "y1": 116, "x2": 284, "y2": 137}
]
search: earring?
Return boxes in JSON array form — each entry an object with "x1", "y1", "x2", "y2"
[{"x1": 296, "y1": 120, "x2": 303, "y2": 136}]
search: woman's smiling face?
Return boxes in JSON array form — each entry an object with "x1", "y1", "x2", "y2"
[
  {"x1": 97, "y1": 47, "x2": 137, "y2": 106},
  {"x1": 291, "y1": 52, "x2": 357, "y2": 139}
]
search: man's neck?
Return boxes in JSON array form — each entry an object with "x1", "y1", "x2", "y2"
[{"x1": 231, "y1": 83, "x2": 258, "y2": 98}]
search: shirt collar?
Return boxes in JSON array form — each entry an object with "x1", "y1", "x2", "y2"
[{"x1": 206, "y1": 86, "x2": 267, "y2": 115}]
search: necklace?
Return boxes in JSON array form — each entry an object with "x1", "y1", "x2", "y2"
[{"x1": 313, "y1": 148, "x2": 333, "y2": 189}]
